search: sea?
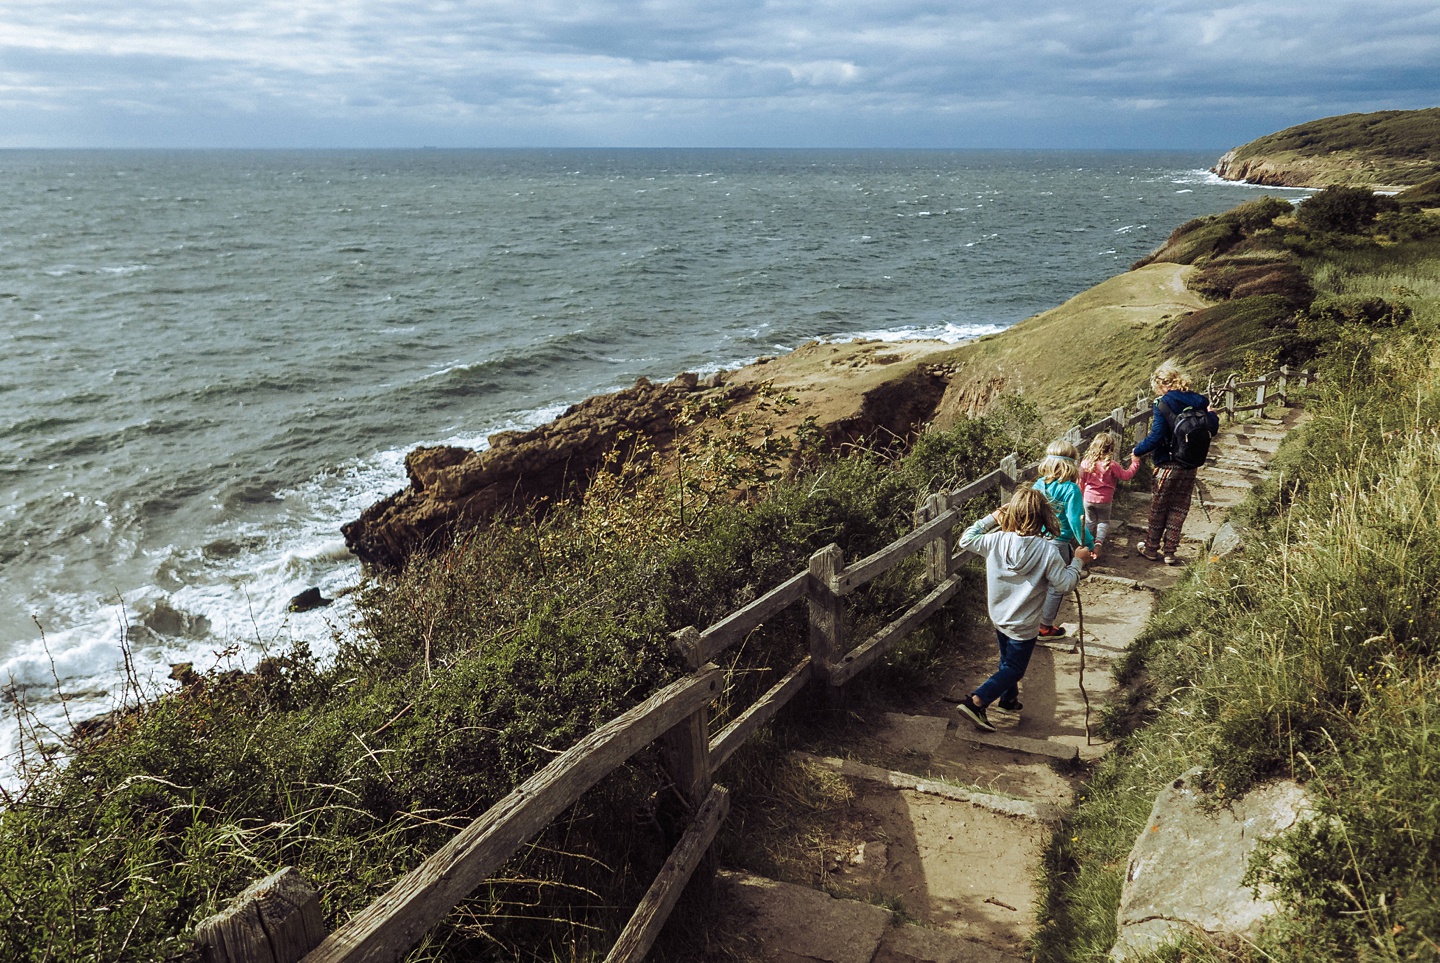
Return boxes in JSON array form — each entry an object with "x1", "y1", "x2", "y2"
[{"x1": 0, "y1": 148, "x2": 1309, "y2": 786}]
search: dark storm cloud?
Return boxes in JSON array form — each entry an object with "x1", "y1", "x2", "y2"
[{"x1": 0, "y1": 0, "x2": 1435, "y2": 146}]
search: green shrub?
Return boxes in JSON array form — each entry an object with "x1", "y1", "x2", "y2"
[{"x1": 1296, "y1": 185, "x2": 1399, "y2": 235}]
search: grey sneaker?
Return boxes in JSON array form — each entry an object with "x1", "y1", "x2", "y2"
[{"x1": 957, "y1": 698, "x2": 997, "y2": 732}]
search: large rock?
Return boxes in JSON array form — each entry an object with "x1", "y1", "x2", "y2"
[{"x1": 1111, "y1": 769, "x2": 1309, "y2": 959}]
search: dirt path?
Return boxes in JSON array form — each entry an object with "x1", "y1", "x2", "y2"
[{"x1": 702, "y1": 406, "x2": 1304, "y2": 963}]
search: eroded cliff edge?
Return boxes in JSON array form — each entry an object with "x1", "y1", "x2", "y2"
[{"x1": 342, "y1": 339, "x2": 954, "y2": 572}]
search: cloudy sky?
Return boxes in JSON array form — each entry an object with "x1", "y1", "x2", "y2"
[{"x1": 2, "y1": 0, "x2": 1437, "y2": 149}]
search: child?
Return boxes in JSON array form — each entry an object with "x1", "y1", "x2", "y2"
[
  {"x1": 1132, "y1": 361, "x2": 1219, "y2": 565},
  {"x1": 1031, "y1": 439, "x2": 1094, "y2": 639},
  {"x1": 956, "y1": 486, "x2": 1092, "y2": 731},
  {"x1": 1078, "y1": 432, "x2": 1139, "y2": 562}
]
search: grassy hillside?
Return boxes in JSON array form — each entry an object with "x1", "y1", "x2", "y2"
[
  {"x1": 1214, "y1": 108, "x2": 1440, "y2": 189},
  {"x1": 1034, "y1": 213, "x2": 1440, "y2": 960},
  {"x1": 926, "y1": 262, "x2": 1209, "y2": 428}
]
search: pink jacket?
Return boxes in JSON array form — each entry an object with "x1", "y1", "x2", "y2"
[{"x1": 1079, "y1": 456, "x2": 1139, "y2": 504}]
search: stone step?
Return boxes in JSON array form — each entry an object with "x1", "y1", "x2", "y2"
[
  {"x1": 715, "y1": 870, "x2": 892, "y2": 963},
  {"x1": 796, "y1": 753, "x2": 1063, "y2": 823},
  {"x1": 876, "y1": 920, "x2": 1029, "y2": 963},
  {"x1": 953, "y1": 726, "x2": 1080, "y2": 761}
]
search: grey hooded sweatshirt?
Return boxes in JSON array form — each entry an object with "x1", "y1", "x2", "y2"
[{"x1": 958, "y1": 513, "x2": 1084, "y2": 639}]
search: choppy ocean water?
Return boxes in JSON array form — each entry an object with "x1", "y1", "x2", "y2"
[{"x1": 0, "y1": 148, "x2": 1308, "y2": 781}]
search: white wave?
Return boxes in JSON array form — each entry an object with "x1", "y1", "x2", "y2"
[
  {"x1": 98, "y1": 265, "x2": 149, "y2": 276},
  {"x1": 1187, "y1": 170, "x2": 1315, "y2": 193},
  {"x1": 836, "y1": 321, "x2": 1007, "y2": 344}
]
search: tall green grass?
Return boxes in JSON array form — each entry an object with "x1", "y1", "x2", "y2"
[{"x1": 1035, "y1": 240, "x2": 1440, "y2": 962}]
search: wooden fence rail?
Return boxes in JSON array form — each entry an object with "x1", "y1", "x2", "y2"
[{"x1": 198, "y1": 366, "x2": 1304, "y2": 963}]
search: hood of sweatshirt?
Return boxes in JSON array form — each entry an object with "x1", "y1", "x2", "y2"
[
  {"x1": 1161, "y1": 389, "x2": 1210, "y2": 412},
  {"x1": 993, "y1": 531, "x2": 1054, "y2": 577}
]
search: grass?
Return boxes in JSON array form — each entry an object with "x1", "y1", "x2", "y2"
[{"x1": 1033, "y1": 222, "x2": 1440, "y2": 963}]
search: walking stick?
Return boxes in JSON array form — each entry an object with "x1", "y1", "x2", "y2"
[{"x1": 1074, "y1": 586, "x2": 1091, "y2": 746}]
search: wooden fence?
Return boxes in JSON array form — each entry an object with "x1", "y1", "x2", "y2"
[{"x1": 196, "y1": 366, "x2": 1305, "y2": 963}]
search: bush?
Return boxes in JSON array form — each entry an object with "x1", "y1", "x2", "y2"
[{"x1": 1296, "y1": 185, "x2": 1398, "y2": 235}]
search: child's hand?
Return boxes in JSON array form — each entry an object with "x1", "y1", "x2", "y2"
[{"x1": 1075, "y1": 547, "x2": 1095, "y2": 563}]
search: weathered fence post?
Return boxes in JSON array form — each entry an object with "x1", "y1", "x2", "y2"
[
  {"x1": 1134, "y1": 394, "x2": 1151, "y2": 447},
  {"x1": 663, "y1": 628, "x2": 713, "y2": 808},
  {"x1": 194, "y1": 867, "x2": 327, "y2": 963},
  {"x1": 999, "y1": 453, "x2": 1018, "y2": 497},
  {"x1": 660, "y1": 627, "x2": 716, "y2": 890},
  {"x1": 920, "y1": 493, "x2": 952, "y2": 585},
  {"x1": 1277, "y1": 365, "x2": 1290, "y2": 404},
  {"x1": 1223, "y1": 376, "x2": 1237, "y2": 422},
  {"x1": 1110, "y1": 407, "x2": 1127, "y2": 435},
  {"x1": 807, "y1": 544, "x2": 846, "y2": 706}
]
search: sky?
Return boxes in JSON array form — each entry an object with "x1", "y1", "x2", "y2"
[{"x1": 1, "y1": 0, "x2": 1438, "y2": 150}]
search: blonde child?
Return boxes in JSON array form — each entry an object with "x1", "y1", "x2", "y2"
[
  {"x1": 1031, "y1": 439, "x2": 1093, "y2": 639},
  {"x1": 1078, "y1": 432, "x2": 1139, "y2": 562},
  {"x1": 956, "y1": 486, "x2": 1091, "y2": 731}
]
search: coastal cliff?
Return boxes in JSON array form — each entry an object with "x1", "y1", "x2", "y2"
[
  {"x1": 1212, "y1": 107, "x2": 1440, "y2": 189},
  {"x1": 343, "y1": 338, "x2": 954, "y2": 571}
]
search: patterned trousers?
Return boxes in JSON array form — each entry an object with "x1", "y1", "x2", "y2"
[{"x1": 1146, "y1": 465, "x2": 1197, "y2": 556}]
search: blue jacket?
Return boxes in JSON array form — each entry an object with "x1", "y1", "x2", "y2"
[
  {"x1": 1134, "y1": 389, "x2": 1219, "y2": 466},
  {"x1": 1033, "y1": 477, "x2": 1095, "y2": 549}
]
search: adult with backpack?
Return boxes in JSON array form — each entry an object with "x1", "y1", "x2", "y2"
[{"x1": 1132, "y1": 361, "x2": 1219, "y2": 565}]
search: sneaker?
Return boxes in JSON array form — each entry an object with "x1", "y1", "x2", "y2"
[
  {"x1": 957, "y1": 698, "x2": 997, "y2": 732},
  {"x1": 1038, "y1": 624, "x2": 1068, "y2": 639},
  {"x1": 996, "y1": 697, "x2": 1023, "y2": 712},
  {"x1": 1164, "y1": 554, "x2": 1182, "y2": 566},
  {"x1": 1136, "y1": 541, "x2": 1160, "y2": 561}
]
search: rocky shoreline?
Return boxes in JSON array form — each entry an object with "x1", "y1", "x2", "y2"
[{"x1": 342, "y1": 338, "x2": 957, "y2": 572}]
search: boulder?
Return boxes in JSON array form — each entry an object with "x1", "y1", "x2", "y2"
[
  {"x1": 287, "y1": 587, "x2": 332, "y2": 613},
  {"x1": 1111, "y1": 769, "x2": 1310, "y2": 959}
]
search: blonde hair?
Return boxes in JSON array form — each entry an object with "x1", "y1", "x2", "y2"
[
  {"x1": 1081, "y1": 432, "x2": 1118, "y2": 473},
  {"x1": 1037, "y1": 439, "x2": 1079, "y2": 484},
  {"x1": 999, "y1": 486, "x2": 1059, "y2": 538},
  {"x1": 1151, "y1": 360, "x2": 1193, "y2": 394}
]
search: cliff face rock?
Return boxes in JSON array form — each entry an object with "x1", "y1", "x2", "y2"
[
  {"x1": 343, "y1": 375, "x2": 700, "y2": 571},
  {"x1": 343, "y1": 341, "x2": 958, "y2": 573}
]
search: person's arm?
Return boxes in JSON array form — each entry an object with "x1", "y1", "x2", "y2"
[
  {"x1": 958, "y1": 511, "x2": 1001, "y2": 555},
  {"x1": 1133, "y1": 401, "x2": 1167, "y2": 457},
  {"x1": 1112, "y1": 457, "x2": 1140, "y2": 481},
  {"x1": 1045, "y1": 544, "x2": 1085, "y2": 596}
]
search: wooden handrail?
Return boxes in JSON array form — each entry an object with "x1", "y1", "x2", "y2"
[
  {"x1": 297, "y1": 667, "x2": 723, "y2": 963},
  {"x1": 695, "y1": 571, "x2": 809, "y2": 664}
]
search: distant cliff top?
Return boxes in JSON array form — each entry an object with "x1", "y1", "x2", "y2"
[{"x1": 1213, "y1": 107, "x2": 1440, "y2": 189}]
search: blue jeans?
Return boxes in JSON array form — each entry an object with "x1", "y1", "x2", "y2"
[{"x1": 973, "y1": 629, "x2": 1036, "y2": 707}]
